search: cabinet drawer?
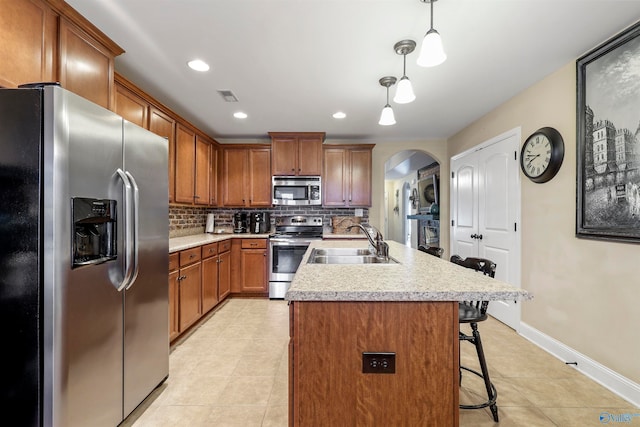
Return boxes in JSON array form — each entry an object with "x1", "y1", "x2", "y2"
[
  {"x1": 179, "y1": 247, "x2": 201, "y2": 266},
  {"x1": 218, "y1": 239, "x2": 231, "y2": 253},
  {"x1": 241, "y1": 239, "x2": 267, "y2": 249},
  {"x1": 169, "y1": 252, "x2": 179, "y2": 272},
  {"x1": 202, "y1": 242, "x2": 218, "y2": 258}
]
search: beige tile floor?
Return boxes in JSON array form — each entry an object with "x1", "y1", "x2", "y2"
[{"x1": 122, "y1": 298, "x2": 638, "y2": 427}]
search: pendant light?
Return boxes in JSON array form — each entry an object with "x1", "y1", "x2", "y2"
[
  {"x1": 393, "y1": 40, "x2": 416, "y2": 104},
  {"x1": 378, "y1": 76, "x2": 397, "y2": 126},
  {"x1": 417, "y1": 0, "x2": 447, "y2": 67}
]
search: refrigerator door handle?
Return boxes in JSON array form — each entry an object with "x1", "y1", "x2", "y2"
[
  {"x1": 124, "y1": 170, "x2": 140, "y2": 290},
  {"x1": 116, "y1": 168, "x2": 134, "y2": 292}
]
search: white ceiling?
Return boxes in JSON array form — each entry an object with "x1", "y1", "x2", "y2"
[{"x1": 65, "y1": 0, "x2": 640, "y2": 143}]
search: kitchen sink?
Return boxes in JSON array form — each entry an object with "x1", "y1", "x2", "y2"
[
  {"x1": 312, "y1": 248, "x2": 374, "y2": 257},
  {"x1": 307, "y1": 248, "x2": 399, "y2": 264}
]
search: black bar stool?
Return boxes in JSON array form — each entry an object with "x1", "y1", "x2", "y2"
[
  {"x1": 450, "y1": 255, "x2": 499, "y2": 422},
  {"x1": 417, "y1": 245, "x2": 444, "y2": 258}
]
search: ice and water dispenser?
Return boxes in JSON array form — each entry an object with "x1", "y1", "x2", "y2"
[{"x1": 71, "y1": 197, "x2": 117, "y2": 267}]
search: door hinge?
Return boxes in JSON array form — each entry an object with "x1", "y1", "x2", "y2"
[
  {"x1": 451, "y1": 220, "x2": 455, "y2": 227},
  {"x1": 514, "y1": 151, "x2": 517, "y2": 160},
  {"x1": 451, "y1": 171, "x2": 454, "y2": 179},
  {"x1": 514, "y1": 222, "x2": 517, "y2": 232}
]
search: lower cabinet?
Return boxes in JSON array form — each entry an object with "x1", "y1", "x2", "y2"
[
  {"x1": 201, "y1": 243, "x2": 220, "y2": 313},
  {"x1": 177, "y1": 247, "x2": 202, "y2": 332},
  {"x1": 170, "y1": 239, "x2": 233, "y2": 343},
  {"x1": 240, "y1": 239, "x2": 268, "y2": 293},
  {"x1": 168, "y1": 253, "x2": 180, "y2": 342},
  {"x1": 218, "y1": 241, "x2": 232, "y2": 300}
]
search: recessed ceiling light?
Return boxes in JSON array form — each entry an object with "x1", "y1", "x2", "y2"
[
  {"x1": 333, "y1": 112, "x2": 346, "y2": 119},
  {"x1": 187, "y1": 59, "x2": 210, "y2": 72},
  {"x1": 233, "y1": 112, "x2": 248, "y2": 119}
]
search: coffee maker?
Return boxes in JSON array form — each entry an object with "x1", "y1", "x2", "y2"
[
  {"x1": 233, "y1": 212, "x2": 247, "y2": 233},
  {"x1": 249, "y1": 212, "x2": 271, "y2": 234}
]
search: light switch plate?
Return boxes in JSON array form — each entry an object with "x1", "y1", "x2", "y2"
[{"x1": 354, "y1": 208, "x2": 363, "y2": 217}]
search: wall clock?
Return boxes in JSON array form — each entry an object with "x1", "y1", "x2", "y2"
[{"x1": 520, "y1": 127, "x2": 564, "y2": 183}]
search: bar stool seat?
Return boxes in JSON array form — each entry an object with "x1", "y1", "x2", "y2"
[
  {"x1": 417, "y1": 245, "x2": 444, "y2": 258},
  {"x1": 451, "y1": 255, "x2": 499, "y2": 422}
]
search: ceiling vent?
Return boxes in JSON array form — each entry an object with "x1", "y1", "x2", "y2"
[{"x1": 218, "y1": 90, "x2": 239, "y2": 102}]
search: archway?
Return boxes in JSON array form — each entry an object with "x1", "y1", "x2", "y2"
[{"x1": 384, "y1": 150, "x2": 440, "y2": 249}]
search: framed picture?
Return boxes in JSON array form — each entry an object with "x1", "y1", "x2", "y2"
[{"x1": 576, "y1": 21, "x2": 640, "y2": 242}]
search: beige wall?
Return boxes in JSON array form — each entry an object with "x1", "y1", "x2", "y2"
[{"x1": 447, "y1": 62, "x2": 640, "y2": 384}]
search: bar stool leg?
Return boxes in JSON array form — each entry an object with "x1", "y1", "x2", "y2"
[{"x1": 471, "y1": 323, "x2": 499, "y2": 422}]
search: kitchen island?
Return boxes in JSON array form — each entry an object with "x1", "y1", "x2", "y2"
[{"x1": 285, "y1": 240, "x2": 530, "y2": 427}]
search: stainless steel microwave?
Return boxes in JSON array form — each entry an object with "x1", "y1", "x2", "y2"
[{"x1": 272, "y1": 176, "x2": 321, "y2": 206}]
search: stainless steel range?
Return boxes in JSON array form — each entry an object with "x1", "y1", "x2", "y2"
[{"x1": 268, "y1": 216, "x2": 324, "y2": 298}]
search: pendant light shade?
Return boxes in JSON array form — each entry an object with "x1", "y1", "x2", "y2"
[
  {"x1": 393, "y1": 40, "x2": 416, "y2": 104},
  {"x1": 417, "y1": 0, "x2": 446, "y2": 67},
  {"x1": 379, "y1": 105, "x2": 396, "y2": 126},
  {"x1": 378, "y1": 76, "x2": 397, "y2": 126}
]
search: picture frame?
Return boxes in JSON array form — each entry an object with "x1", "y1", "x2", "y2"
[{"x1": 576, "y1": 21, "x2": 640, "y2": 242}]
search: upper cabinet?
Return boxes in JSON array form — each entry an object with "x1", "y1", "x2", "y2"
[
  {"x1": 269, "y1": 132, "x2": 324, "y2": 176},
  {"x1": 221, "y1": 146, "x2": 271, "y2": 207},
  {"x1": 323, "y1": 145, "x2": 374, "y2": 207},
  {"x1": 149, "y1": 107, "x2": 176, "y2": 203},
  {"x1": 0, "y1": 0, "x2": 124, "y2": 109},
  {"x1": 114, "y1": 80, "x2": 149, "y2": 128}
]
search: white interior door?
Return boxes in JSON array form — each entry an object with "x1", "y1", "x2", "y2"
[{"x1": 451, "y1": 128, "x2": 521, "y2": 330}]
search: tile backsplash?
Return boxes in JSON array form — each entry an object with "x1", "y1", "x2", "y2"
[{"x1": 169, "y1": 205, "x2": 369, "y2": 238}]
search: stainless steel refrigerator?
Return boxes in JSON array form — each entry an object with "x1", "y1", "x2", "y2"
[{"x1": 0, "y1": 84, "x2": 169, "y2": 426}]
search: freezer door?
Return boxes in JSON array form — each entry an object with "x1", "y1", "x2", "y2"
[
  {"x1": 43, "y1": 86, "x2": 125, "y2": 427},
  {"x1": 0, "y1": 88, "x2": 43, "y2": 426},
  {"x1": 122, "y1": 120, "x2": 169, "y2": 417}
]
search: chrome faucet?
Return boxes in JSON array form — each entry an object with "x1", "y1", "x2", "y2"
[{"x1": 346, "y1": 224, "x2": 389, "y2": 261}]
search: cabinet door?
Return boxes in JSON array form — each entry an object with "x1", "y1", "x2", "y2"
[
  {"x1": 210, "y1": 144, "x2": 219, "y2": 206},
  {"x1": 323, "y1": 148, "x2": 347, "y2": 206},
  {"x1": 201, "y1": 256, "x2": 219, "y2": 313},
  {"x1": 114, "y1": 83, "x2": 149, "y2": 128},
  {"x1": 0, "y1": 0, "x2": 56, "y2": 88},
  {"x1": 178, "y1": 262, "x2": 202, "y2": 331},
  {"x1": 248, "y1": 148, "x2": 272, "y2": 206},
  {"x1": 169, "y1": 269, "x2": 179, "y2": 341},
  {"x1": 194, "y1": 134, "x2": 211, "y2": 206},
  {"x1": 348, "y1": 148, "x2": 372, "y2": 207},
  {"x1": 271, "y1": 137, "x2": 298, "y2": 175},
  {"x1": 222, "y1": 148, "x2": 247, "y2": 206},
  {"x1": 149, "y1": 108, "x2": 176, "y2": 203},
  {"x1": 297, "y1": 136, "x2": 323, "y2": 176},
  {"x1": 218, "y1": 251, "x2": 231, "y2": 300},
  {"x1": 58, "y1": 17, "x2": 114, "y2": 109},
  {"x1": 175, "y1": 124, "x2": 196, "y2": 204},
  {"x1": 240, "y1": 249, "x2": 267, "y2": 292}
]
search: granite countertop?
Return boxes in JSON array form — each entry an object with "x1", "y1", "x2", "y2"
[
  {"x1": 169, "y1": 233, "x2": 271, "y2": 253},
  {"x1": 286, "y1": 240, "x2": 532, "y2": 302},
  {"x1": 169, "y1": 230, "x2": 368, "y2": 252}
]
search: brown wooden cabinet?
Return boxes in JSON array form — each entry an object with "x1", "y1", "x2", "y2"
[
  {"x1": 0, "y1": 0, "x2": 123, "y2": 108},
  {"x1": 269, "y1": 132, "x2": 324, "y2": 176},
  {"x1": 218, "y1": 240, "x2": 232, "y2": 300},
  {"x1": 177, "y1": 247, "x2": 202, "y2": 332},
  {"x1": 323, "y1": 145, "x2": 374, "y2": 207},
  {"x1": 149, "y1": 107, "x2": 177, "y2": 203},
  {"x1": 114, "y1": 81, "x2": 149, "y2": 128},
  {"x1": 240, "y1": 239, "x2": 268, "y2": 293},
  {"x1": 221, "y1": 146, "x2": 271, "y2": 207},
  {"x1": 175, "y1": 123, "x2": 217, "y2": 206},
  {"x1": 0, "y1": 0, "x2": 57, "y2": 88},
  {"x1": 168, "y1": 252, "x2": 180, "y2": 342},
  {"x1": 289, "y1": 301, "x2": 459, "y2": 426},
  {"x1": 201, "y1": 243, "x2": 219, "y2": 313}
]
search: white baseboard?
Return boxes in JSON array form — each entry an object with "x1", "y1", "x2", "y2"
[{"x1": 519, "y1": 322, "x2": 640, "y2": 408}]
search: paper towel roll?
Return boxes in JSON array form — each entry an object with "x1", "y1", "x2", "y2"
[{"x1": 205, "y1": 213, "x2": 215, "y2": 233}]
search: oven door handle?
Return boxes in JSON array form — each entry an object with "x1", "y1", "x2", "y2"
[{"x1": 269, "y1": 238, "x2": 319, "y2": 245}]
